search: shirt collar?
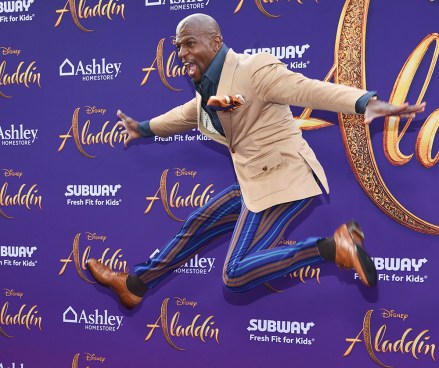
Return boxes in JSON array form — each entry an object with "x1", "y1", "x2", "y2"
[{"x1": 194, "y1": 44, "x2": 229, "y2": 90}]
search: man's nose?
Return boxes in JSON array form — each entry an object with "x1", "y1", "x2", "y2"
[{"x1": 178, "y1": 45, "x2": 188, "y2": 59}]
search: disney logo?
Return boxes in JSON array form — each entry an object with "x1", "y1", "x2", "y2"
[
  {"x1": 85, "y1": 353, "x2": 106, "y2": 363},
  {"x1": 86, "y1": 232, "x2": 107, "y2": 242},
  {"x1": 3, "y1": 169, "x2": 23, "y2": 178},
  {"x1": 175, "y1": 297, "x2": 198, "y2": 308},
  {"x1": 380, "y1": 308, "x2": 409, "y2": 322},
  {"x1": 0, "y1": 47, "x2": 21, "y2": 56},
  {"x1": 174, "y1": 168, "x2": 197, "y2": 178},
  {"x1": 4, "y1": 288, "x2": 24, "y2": 298},
  {"x1": 85, "y1": 106, "x2": 107, "y2": 115}
]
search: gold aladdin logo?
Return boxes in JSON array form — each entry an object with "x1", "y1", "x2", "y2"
[
  {"x1": 0, "y1": 291, "x2": 42, "y2": 338},
  {"x1": 144, "y1": 168, "x2": 215, "y2": 221},
  {"x1": 141, "y1": 37, "x2": 188, "y2": 91},
  {"x1": 288, "y1": 0, "x2": 439, "y2": 234},
  {"x1": 0, "y1": 182, "x2": 43, "y2": 219},
  {"x1": 58, "y1": 107, "x2": 125, "y2": 158},
  {"x1": 344, "y1": 308, "x2": 436, "y2": 367},
  {"x1": 144, "y1": 297, "x2": 220, "y2": 351},
  {"x1": 287, "y1": 265, "x2": 320, "y2": 284},
  {"x1": 59, "y1": 232, "x2": 127, "y2": 283},
  {"x1": 234, "y1": 0, "x2": 319, "y2": 18},
  {"x1": 0, "y1": 59, "x2": 41, "y2": 99},
  {"x1": 265, "y1": 265, "x2": 321, "y2": 292},
  {"x1": 54, "y1": 0, "x2": 126, "y2": 32}
]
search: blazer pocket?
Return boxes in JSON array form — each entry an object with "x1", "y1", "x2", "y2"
[{"x1": 245, "y1": 150, "x2": 285, "y2": 178}]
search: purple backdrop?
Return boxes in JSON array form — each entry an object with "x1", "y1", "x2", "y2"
[{"x1": 1, "y1": 1, "x2": 438, "y2": 367}]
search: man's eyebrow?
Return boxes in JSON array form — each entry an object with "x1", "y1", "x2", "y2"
[{"x1": 175, "y1": 35, "x2": 199, "y2": 44}]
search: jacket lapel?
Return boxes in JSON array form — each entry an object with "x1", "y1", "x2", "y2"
[
  {"x1": 196, "y1": 92, "x2": 227, "y2": 145},
  {"x1": 216, "y1": 49, "x2": 240, "y2": 141}
]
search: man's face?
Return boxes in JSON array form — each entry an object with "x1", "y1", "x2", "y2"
[{"x1": 174, "y1": 21, "x2": 218, "y2": 82}]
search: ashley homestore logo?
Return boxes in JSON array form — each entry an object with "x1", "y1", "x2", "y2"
[
  {"x1": 145, "y1": 0, "x2": 210, "y2": 10},
  {"x1": 59, "y1": 58, "x2": 122, "y2": 81},
  {"x1": 63, "y1": 306, "x2": 123, "y2": 332}
]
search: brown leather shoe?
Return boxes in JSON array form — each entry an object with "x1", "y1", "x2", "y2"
[
  {"x1": 334, "y1": 221, "x2": 377, "y2": 287},
  {"x1": 87, "y1": 258, "x2": 143, "y2": 309}
]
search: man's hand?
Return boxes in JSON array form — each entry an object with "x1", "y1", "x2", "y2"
[
  {"x1": 116, "y1": 110, "x2": 142, "y2": 146},
  {"x1": 363, "y1": 99, "x2": 426, "y2": 125}
]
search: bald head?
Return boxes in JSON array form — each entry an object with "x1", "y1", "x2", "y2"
[
  {"x1": 176, "y1": 13, "x2": 222, "y2": 39},
  {"x1": 174, "y1": 14, "x2": 224, "y2": 82}
]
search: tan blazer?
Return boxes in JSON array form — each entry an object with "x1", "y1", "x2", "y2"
[{"x1": 150, "y1": 50, "x2": 367, "y2": 212}]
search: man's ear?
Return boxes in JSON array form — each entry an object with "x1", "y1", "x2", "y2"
[{"x1": 212, "y1": 35, "x2": 222, "y2": 52}]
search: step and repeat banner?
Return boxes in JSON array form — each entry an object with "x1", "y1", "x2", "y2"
[{"x1": 1, "y1": 1, "x2": 438, "y2": 367}]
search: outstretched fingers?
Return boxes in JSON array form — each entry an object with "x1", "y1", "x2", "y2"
[
  {"x1": 400, "y1": 101, "x2": 426, "y2": 115},
  {"x1": 115, "y1": 116, "x2": 130, "y2": 146},
  {"x1": 117, "y1": 109, "x2": 128, "y2": 122},
  {"x1": 115, "y1": 109, "x2": 141, "y2": 146},
  {"x1": 363, "y1": 101, "x2": 426, "y2": 125}
]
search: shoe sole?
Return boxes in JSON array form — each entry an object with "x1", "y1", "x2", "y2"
[
  {"x1": 355, "y1": 245, "x2": 377, "y2": 287},
  {"x1": 347, "y1": 221, "x2": 377, "y2": 287}
]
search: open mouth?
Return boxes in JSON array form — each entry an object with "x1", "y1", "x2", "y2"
[{"x1": 184, "y1": 62, "x2": 198, "y2": 77}]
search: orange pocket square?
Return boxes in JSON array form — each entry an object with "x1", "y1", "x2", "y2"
[{"x1": 207, "y1": 94, "x2": 245, "y2": 112}]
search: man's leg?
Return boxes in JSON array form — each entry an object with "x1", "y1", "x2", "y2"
[
  {"x1": 133, "y1": 183, "x2": 242, "y2": 288},
  {"x1": 222, "y1": 198, "x2": 323, "y2": 292},
  {"x1": 87, "y1": 183, "x2": 242, "y2": 308},
  {"x1": 222, "y1": 200, "x2": 377, "y2": 292}
]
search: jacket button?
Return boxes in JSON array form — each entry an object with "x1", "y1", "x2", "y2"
[{"x1": 262, "y1": 166, "x2": 268, "y2": 171}]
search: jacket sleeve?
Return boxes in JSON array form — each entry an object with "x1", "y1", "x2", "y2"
[
  {"x1": 249, "y1": 53, "x2": 367, "y2": 114},
  {"x1": 149, "y1": 98, "x2": 198, "y2": 137}
]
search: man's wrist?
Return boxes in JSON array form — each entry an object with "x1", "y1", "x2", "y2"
[
  {"x1": 355, "y1": 91, "x2": 378, "y2": 114},
  {"x1": 366, "y1": 95, "x2": 378, "y2": 106},
  {"x1": 138, "y1": 120, "x2": 155, "y2": 137}
]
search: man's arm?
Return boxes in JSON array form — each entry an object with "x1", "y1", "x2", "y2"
[
  {"x1": 249, "y1": 53, "x2": 365, "y2": 114},
  {"x1": 249, "y1": 52, "x2": 426, "y2": 122},
  {"x1": 149, "y1": 98, "x2": 198, "y2": 136},
  {"x1": 116, "y1": 98, "x2": 198, "y2": 146}
]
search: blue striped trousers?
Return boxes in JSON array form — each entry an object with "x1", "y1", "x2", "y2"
[{"x1": 133, "y1": 183, "x2": 324, "y2": 292}]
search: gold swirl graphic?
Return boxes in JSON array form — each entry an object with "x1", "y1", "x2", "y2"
[
  {"x1": 67, "y1": 0, "x2": 92, "y2": 32},
  {"x1": 386, "y1": 34, "x2": 439, "y2": 167},
  {"x1": 73, "y1": 233, "x2": 94, "y2": 284},
  {"x1": 160, "y1": 298, "x2": 185, "y2": 351},
  {"x1": 335, "y1": 0, "x2": 439, "y2": 234},
  {"x1": 0, "y1": 91, "x2": 12, "y2": 99},
  {"x1": 72, "y1": 108, "x2": 95, "y2": 159},
  {"x1": 159, "y1": 170, "x2": 185, "y2": 222},
  {"x1": 157, "y1": 39, "x2": 181, "y2": 92},
  {"x1": 254, "y1": 0, "x2": 280, "y2": 18},
  {"x1": 234, "y1": 0, "x2": 280, "y2": 18},
  {"x1": 71, "y1": 353, "x2": 80, "y2": 368},
  {"x1": 0, "y1": 326, "x2": 13, "y2": 338},
  {"x1": 362, "y1": 310, "x2": 392, "y2": 368}
]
